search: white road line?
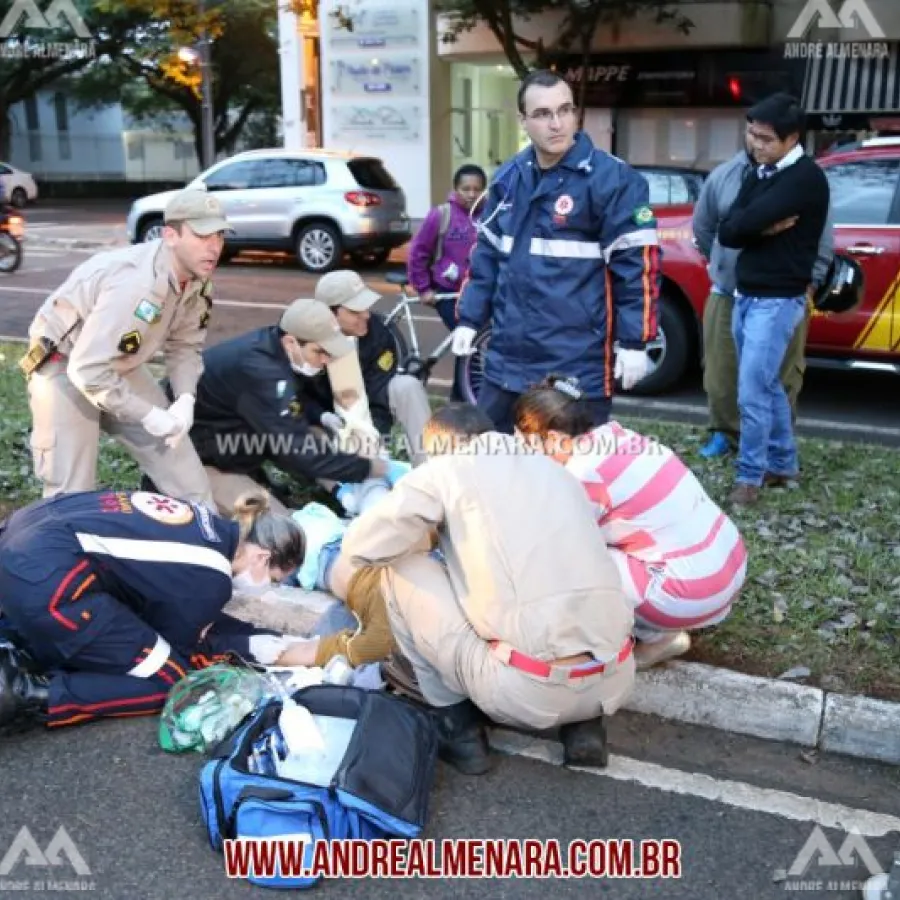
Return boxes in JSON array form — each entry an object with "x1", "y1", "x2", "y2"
[{"x1": 490, "y1": 730, "x2": 900, "y2": 837}]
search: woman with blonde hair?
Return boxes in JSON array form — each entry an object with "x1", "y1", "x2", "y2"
[{"x1": 0, "y1": 487, "x2": 306, "y2": 732}]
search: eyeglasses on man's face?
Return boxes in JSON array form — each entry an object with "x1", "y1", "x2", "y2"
[{"x1": 524, "y1": 103, "x2": 578, "y2": 123}]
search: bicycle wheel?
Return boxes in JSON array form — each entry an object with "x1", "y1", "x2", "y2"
[
  {"x1": 0, "y1": 233, "x2": 22, "y2": 274},
  {"x1": 455, "y1": 325, "x2": 491, "y2": 406},
  {"x1": 385, "y1": 318, "x2": 410, "y2": 373}
]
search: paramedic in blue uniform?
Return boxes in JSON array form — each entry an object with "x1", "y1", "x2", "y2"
[
  {"x1": 452, "y1": 69, "x2": 662, "y2": 432},
  {"x1": 0, "y1": 488, "x2": 306, "y2": 732}
]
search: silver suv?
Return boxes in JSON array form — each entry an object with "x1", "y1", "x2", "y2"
[{"x1": 125, "y1": 148, "x2": 411, "y2": 272}]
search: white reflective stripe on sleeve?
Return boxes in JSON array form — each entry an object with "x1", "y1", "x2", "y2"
[
  {"x1": 529, "y1": 238, "x2": 603, "y2": 259},
  {"x1": 480, "y1": 228, "x2": 515, "y2": 254},
  {"x1": 74, "y1": 533, "x2": 233, "y2": 577},
  {"x1": 602, "y1": 228, "x2": 659, "y2": 264},
  {"x1": 127, "y1": 634, "x2": 172, "y2": 678}
]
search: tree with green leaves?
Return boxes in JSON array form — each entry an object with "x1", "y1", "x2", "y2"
[
  {"x1": 0, "y1": 0, "x2": 131, "y2": 157},
  {"x1": 435, "y1": 0, "x2": 692, "y2": 125},
  {"x1": 69, "y1": 0, "x2": 280, "y2": 164}
]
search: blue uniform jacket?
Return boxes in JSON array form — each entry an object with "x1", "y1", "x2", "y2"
[
  {"x1": 0, "y1": 491, "x2": 239, "y2": 654},
  {"x1": 457, "y1": 132, "x2": 661, "y2": 398}
]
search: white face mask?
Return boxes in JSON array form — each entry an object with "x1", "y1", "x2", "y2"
[
  {"x1": 291, "y1": 361, "x2": 322, "y2": 377},
  {"x1": 233, "y1": 570, "x2": 271, "y2": 591}
]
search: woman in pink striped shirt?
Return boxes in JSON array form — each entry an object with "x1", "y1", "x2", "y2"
[{"x1": 514, "y1": 375, "x2": 747, "y2": 670}]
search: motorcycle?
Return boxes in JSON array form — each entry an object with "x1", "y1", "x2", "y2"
[{"x1": 0, "y1": 204, "x2": 24, "y2": 274}]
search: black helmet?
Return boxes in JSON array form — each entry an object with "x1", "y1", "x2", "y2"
[{"x1": 812, "y1": 254, "x2": 865, "y2": 314}]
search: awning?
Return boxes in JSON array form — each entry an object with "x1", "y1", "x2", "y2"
[{"x1": 802, "y1": 42, "x2": 900, "y2": 113}]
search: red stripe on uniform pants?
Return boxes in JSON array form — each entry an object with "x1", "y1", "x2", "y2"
[
  {"x1": 49, "y1": 691, "x2": 171, "y2": 716},
  {"x1": 48, "y1": 560, "x2": 90, "y2": 632}
]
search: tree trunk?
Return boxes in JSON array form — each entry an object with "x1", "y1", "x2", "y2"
[{"x1": 0, "y1": 106, "x2": 10, "y2": 160}]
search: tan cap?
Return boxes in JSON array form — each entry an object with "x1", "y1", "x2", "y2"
[
  {"x1": 280, "y1": 299, "x2": 353, "y2": 358},
  {"x1": 164, "y1": 188, "x2": 232, "y2": 236},
  {"x1": 315, "y1": 270, "x2": 381, "y2": 312}
]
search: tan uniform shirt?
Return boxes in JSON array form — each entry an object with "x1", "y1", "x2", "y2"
[
  {"x1": 28, "y1": 240, "x2": 212, "y2": 423},
  {"x1": 342, "y1": 433, "x2": 634, "y2": 662}
]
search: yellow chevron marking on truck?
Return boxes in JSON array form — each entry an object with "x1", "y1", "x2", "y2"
[{"x1": 854, "y1": 271, "x2": 900, "y2": 352}]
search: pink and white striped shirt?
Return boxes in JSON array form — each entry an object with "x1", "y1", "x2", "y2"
[{"x1": 565, "y1": 422, "x2": 747, "y2": 626}]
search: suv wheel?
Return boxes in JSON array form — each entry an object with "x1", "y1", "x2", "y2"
[
  {"x1": 139, "y1": 217, "x2": 164, "y2": 242},
  {"x1": 295, "y1": 222, "x2": 342, "y2": 273}
]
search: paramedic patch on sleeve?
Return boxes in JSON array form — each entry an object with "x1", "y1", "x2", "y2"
[
  {"x1": 632, "y1": 205, "x2": 656, "y2": 227},
  {"x1": 377, "y1": 350, "x2": 395, "y2": 372},
  {"x1": 132, "y1": 491, "x2": 195, "y2": 525},
  {"x1": 118, "y1": 330, "x2": 142, "y2": 355}
]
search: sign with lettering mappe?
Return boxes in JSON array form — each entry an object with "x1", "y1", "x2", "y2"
[{"x1": 549, "y1": 49, "x2": 803, "y2": 107}]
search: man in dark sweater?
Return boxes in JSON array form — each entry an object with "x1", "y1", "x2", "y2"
[{"x1": 718, "y1": 94, "x2": 829, "y2": 505}]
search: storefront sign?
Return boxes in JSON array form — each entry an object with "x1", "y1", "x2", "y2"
[
  {"x1": 327, "y1": 4, "x2": 419, "y2": 50},
  {"x1": 329, "y1": 102, "x2": 422, "y2": 142},
  {"x1": 331, "y1": 56, "x2": 421, "y2": 96},
  {"x1": 548, "y1": 49, "x2": 804, "y2": 108}
]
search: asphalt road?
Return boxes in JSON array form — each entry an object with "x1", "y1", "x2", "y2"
[
  {"x1": 1, "y1": 707, "x2": 898, "y2": 900},
  {"x1": 3, "y1": 235, "x2": 899, "y2": 445}
]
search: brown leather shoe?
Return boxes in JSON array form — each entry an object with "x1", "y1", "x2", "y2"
[{"x1": 729, "y1": 484, "x2": 760, "y2": 505}]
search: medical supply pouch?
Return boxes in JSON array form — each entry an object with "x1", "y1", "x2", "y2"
[
  {"x1": 159, "y1": 664, "x2": 274, "y2": 754},
  {"x1": 199, "y1": 684, "x2": 439, "y2": 888}
]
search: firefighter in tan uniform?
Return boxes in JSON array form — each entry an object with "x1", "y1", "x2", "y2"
[
  {"x1": 340, "y1": 404, "x2": 636, "y2": 776},
  {"x1": 23, "y1": 188, "x2": 229, "y2": 505}
]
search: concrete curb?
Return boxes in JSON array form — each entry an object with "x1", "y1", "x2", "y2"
[{"x1": 612, "y1": 661, "x2": 900, "y2": 766}]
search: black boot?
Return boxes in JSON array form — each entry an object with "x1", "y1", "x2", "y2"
[
  {"x1": 560, "y1": 715, "x2": 609, "y2": 769},
  {"x1": 0, "y1": 642, "x2": 50, "y2": 734},
  {"x1": 433, "y1": 700, "x2": 492, "y2": 776}
]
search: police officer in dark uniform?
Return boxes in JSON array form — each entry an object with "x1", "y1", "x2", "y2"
[
  {"x1": 0, "y1": 487, "x2": 305, "y2": 732},
  {"x1": 185, "y1": 298, "x2": 394, "y2": 516},
  {"x1": 311, "y1": 271, "x2": 432, "y2": 465}
]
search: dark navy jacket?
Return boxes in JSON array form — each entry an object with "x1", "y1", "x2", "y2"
[
  {"x1": 457, "y1": 132, "x2": 661, "y2": 399},
  {"x1": 0, "y1": 490, "x2": 239, "y2": 653},
  {"x1": 189, "y1": 326, "x2": 371, "y2": 484}
]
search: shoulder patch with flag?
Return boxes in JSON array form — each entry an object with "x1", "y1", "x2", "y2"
[{"x1": 632, "y1": 205, "x2": 656, "y2": 227}]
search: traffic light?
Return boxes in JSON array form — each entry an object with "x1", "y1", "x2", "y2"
[{"x1": 728, "y1": 77, "x2": 742, "y2": 101}]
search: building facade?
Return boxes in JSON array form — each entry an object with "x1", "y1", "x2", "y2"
[
  {"x1": 277, "y1": 0, "x2": 900, "y2": 216},
  {"x1": 6, "y1": 91, "x2": 201, "y2": 183}
]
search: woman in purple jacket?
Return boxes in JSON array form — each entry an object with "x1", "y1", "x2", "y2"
[{"x1": 407, "y1": 164, "x2": 487, "y2": 333}]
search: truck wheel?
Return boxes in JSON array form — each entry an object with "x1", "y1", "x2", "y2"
[{"x1": 625, "y1": 293, "x2": 692, "y2": 395}]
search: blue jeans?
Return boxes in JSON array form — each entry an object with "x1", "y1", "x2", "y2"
[{"x1": 732, "y1": 294, "x2": 807, "y2": 486}]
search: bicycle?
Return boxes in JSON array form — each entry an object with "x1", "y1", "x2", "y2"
[{"x1": 380, "y1": 270, "x2": 491, "y2": 405}]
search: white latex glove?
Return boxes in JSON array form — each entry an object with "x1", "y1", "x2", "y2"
[
  {"x1": 248, "y1": 634, "x2": 289, "y2": 666},
  {"x1": 320, "y1": 411, "x2": 344, "y2": 435},
  {"x1": 335, "y1": 400, "x2": 381, "y2": 456},
  {"x1": 165, "y1": 394, "x2": 195, "y2": 449},
  {"x1": 614, "y1": 348, "x2": 651, "y2": 391},
  {"x1": 451, "y1": 326, "x2": 477, "y2": 356},
  {"x1": 141, "y1": 406, "x2": 181, "y2": 439}
]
